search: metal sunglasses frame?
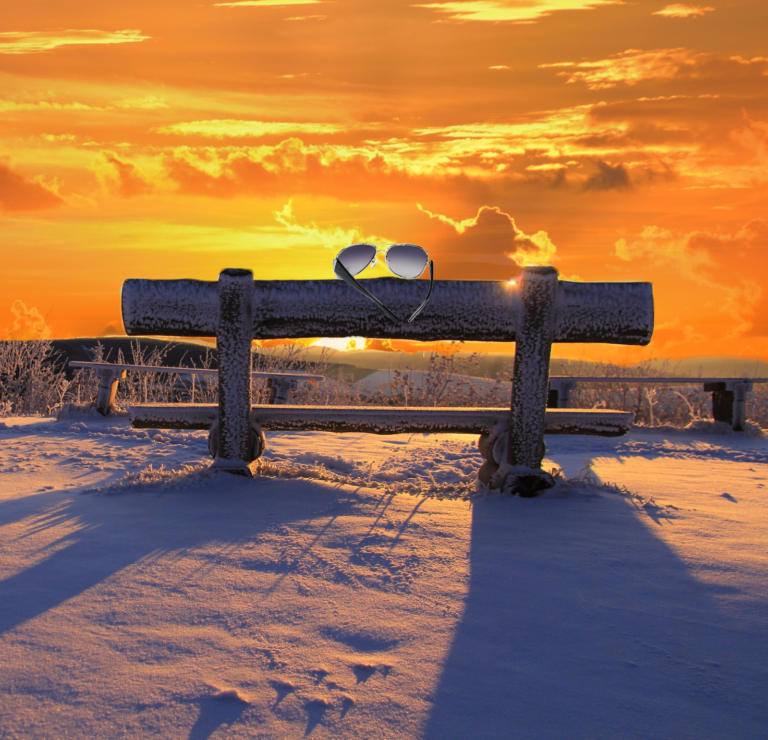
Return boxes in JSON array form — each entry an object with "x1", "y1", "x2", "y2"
[{"x1": 332, "y1": 243, "x2": 434, "y2": 323}]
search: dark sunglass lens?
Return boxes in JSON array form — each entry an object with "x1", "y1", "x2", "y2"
[
  {"x1": 387, "y1": 244, "x2": 428, "y2": 278},
  {"x1": 337, "y1": 243, "x2": 376, "y2": 276}
]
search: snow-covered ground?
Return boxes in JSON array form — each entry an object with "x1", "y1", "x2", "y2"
[{"x1": 0, "y1": 416, "x2": 766, "y2": 739}]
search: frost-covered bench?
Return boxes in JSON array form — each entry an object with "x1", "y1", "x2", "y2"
[
  {"x1": 121, "y1": 266, "x2": 653, "y2": 495},
  {"x1": 69, "y1": 361, "x2": 323, "y2": 416},
  {"x1": 547, "y1": 376, "x2": 766, "y2": 432}
]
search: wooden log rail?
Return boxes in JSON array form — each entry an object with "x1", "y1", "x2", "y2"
[
  {"x1": 547, "y1": 376, "x2": 767, "y2": 432},
  {"x1": 121, "y1": 266, "x2": 654, "y2": 494},
  {"x1": 69, "y1": 361, "x2": 324, "y2": 416}
]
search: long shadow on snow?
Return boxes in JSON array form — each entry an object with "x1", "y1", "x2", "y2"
[
  {"x1": 0, "y1": 472, "x2": 378, "y2": 736},
  {"x1": 0, "y1": 473, "x2": 363, "y2": 637},
  {"x1": 423, "y1": 477, "x2": 768, "y2": 740}
]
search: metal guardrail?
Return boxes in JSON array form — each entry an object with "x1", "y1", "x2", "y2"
[
  {"x1": 547, "y1": 376, "x2": 768, "y2": 431},
  {"x1": 69, "y1": 361, "x2": 324, "y2": 416}
]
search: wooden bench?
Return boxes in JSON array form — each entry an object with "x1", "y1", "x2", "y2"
[
  {"x1": 121, "y1": 266, "x2": 654, "y2": 495},
  {"x1": 70, "y1": 361, "x2": 324, "y2": 416},
  {"x1": 547, "y1": 376, "x2": 767, "y2": 432}
]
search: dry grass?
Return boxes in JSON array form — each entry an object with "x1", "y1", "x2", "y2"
[
  {"x1": 2, "y1": 340, "x2": 767, "y2": 429},
  {"x1": 0, "y1": 340, "x2": 69, "y2": 416}
]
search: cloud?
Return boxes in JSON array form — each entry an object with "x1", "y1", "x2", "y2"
[
  {"x1": 413, "y1": 0, "x2": 622, "y2": 24},
  {"x1": 652, "y1": 4, "x2": 713, "y2": 18},
  {"x1": 616, "y1": 219, "x2": 767, "y2": 335},
  {"x1": 650, "y1": 319, "x2": 706, "y2": 351},
  {"x1": 164, "y1": 139, "x2": 490, "y2": 202},
  {"x1": 0, "y1": 94, "x2": 167, "y2": 112},
  {"x1": 730, "y1": 115, "x2": 768, "y2": 171},
  {"x1": 541, "y1": 48, "x2": 696, "y2": 89},
  {"x1": 410, "y1": 107, "x2": 671, "y2": 179},
  {"x1": 526, "y1": 163, "x2": 568, "y2": 171},
  {"x1": 214, "y1": 0, "x2": 323, "y2": 6},
  {"x1": 273, "y1": 200, "x2": 388, "y2": 250},
  {"x1": 417, "y1": 204, "x2": 557, "y2": 267},
  {"x1": 583, "y1": 159, "x2": 631, "y2": 191},
  {"x1": 0, "y1": 29, "x2": 150, "y2": 55},
  {"x1": 156, "y1": 120, "x2": 353, "y2": 138},
  {"x1": 0, "y1": 161, "x2": 64, "y2": 211},
  {"x1": 415, "y1": 203, "x2": 482, "y2": 234},
  {"x1": 7, "y1": 301, "x2": 52, "y2": 340},
  {"x1": 541, "y1": 48, "x2": 768, "y2": 89},
  {"x1": 114, "y1": 95, "x2": 169, "y2": 110},
  {"x1": 0, "y1": 99, "x2": 99, "y2": 112},
  {"x1": 100, "y1": 153, "x2": 154, "y2": 198}
]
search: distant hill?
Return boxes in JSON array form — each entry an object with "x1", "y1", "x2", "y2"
[
  {"x1": 636, "y1": 357, "x2": 768, "y2": 377},
  {"x1": 45, "y1": 338, "x2": 368, "y2": 382},
  {"x1": 281, "y1": 346, "x2": 768, "y2": 380}
]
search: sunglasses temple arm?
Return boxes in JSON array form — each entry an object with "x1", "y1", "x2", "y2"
[
  {"x1": 407, "y1": 261, "x2": 434, "y2": 323},
  {"x1": 334, "y1": 261, "x2": 402, "y2": 323}
]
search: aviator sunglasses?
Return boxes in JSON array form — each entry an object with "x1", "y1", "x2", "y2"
[{"x1": 333, "y1": 243, "x2": 434, "y2": 323}]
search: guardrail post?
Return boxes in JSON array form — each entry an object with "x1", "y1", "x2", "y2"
[
  {"x1": 704, "y1": 382, "x2": 733, "y2": 428},
  {"x1": 213, "y1": 268, "x2": 255, "y2": 475},
  {"x1": 267, "y1": 377, "x2": 298, "y2": 404},
  {"x1": 547, "y1": 378, "x2": 578, "y2": 408},
  {"x1": 503, "y1": 266, "x2": 559, "y2": 496},
  {"x1": 703, "y1": 380, "x2": 753, "y2": 431},
  {"x1": 95, "y1": 368, "x2": 126, "y2": 416},
  {"x1": 732, "y1": 380, "x2": 752, "y2": 432}
]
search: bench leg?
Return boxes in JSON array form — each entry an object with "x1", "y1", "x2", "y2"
[
  {"x1": 213, "y1": 268, "x2": 256, "y2": 476},
  {"x1": 95, "y1": 369, "x2": 126, "y2": 416},
  {"x1": 502, "y1": 267, "x2": 559, "y2": 496}
]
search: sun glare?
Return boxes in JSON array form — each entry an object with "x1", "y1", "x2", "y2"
[{"x1": 311, "y1": 337, "x2": 366, "y2": 351}]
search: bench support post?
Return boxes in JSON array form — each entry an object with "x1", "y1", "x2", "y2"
[
  {"x1": 213, "y1": 268, "x2": 255, "y2": 476},
  {"x1": 95, "y1": 368, "x2": 126, "y2": 416},
  {"x1": 504, "y1": 267, "x2": 559, "y2": 495}
]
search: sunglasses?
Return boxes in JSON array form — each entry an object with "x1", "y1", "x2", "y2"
[
  {"x1": 332, "y1": 243, "x2": 434, "y2": 323},
  {"x1": 333, "y1": 243, "x2": 435, "y2": 323}
]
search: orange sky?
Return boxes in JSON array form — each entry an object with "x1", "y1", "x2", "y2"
[{"x1": 2, "y1": 0, "x2": 767, "y2": 361}]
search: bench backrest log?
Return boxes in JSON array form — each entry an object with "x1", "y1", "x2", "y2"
[{"x1": 121, "y1": 266, "x2": 654, "y2": 475}]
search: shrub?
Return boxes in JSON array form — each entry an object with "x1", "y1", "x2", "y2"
[{"x1": 0, "y1": 340, "x2": 69, "y2": 416}]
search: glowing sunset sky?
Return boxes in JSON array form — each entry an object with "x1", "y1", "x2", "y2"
[{"x1": 2, "y1": 0, "x2": 767, "y2": 360}]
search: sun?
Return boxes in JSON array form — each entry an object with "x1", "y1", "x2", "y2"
[{"x1": 311, "y1": 337, "x2": 367, "y2": 351}]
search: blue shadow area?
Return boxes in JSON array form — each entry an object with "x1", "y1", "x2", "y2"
[{"x1": 423, "y1": 489, "x2": 768, "y2": 740}]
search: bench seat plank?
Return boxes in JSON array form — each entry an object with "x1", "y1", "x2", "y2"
[{"x1": 128, "y1": 404, "x2": 634, "y2": 437}]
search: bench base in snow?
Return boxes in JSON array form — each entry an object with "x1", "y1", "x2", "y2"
[{"x1": 128, "y1": 403, "x2": 634, "y2": 437}]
